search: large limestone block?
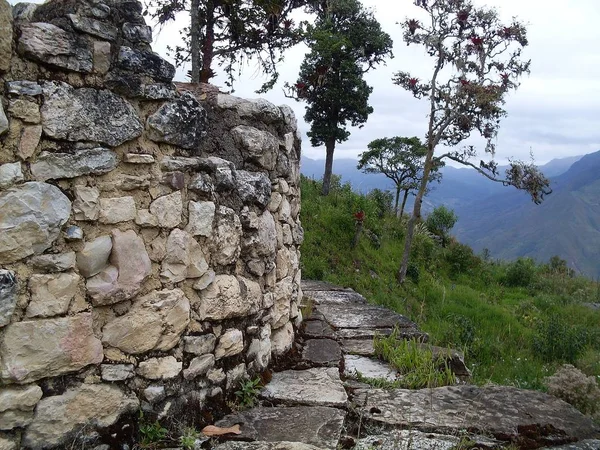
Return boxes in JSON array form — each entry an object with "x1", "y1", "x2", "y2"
[
  {"x1": 149, "y1": 191, "x2": 182, "y2": 228},
  {"x1": 160, "y1": 229, "x2": 209, "y2": 283},
  {"x1": 211, "y1": 206, "x2": 242, "y2": 266},
  {"x1": 0, "y1": 313, "x2": 103, "y2": 383},
  {"x1": 271, "y1": 276, "x2": 293, "y2": 329},
  {"x1": 0, "y1": 270, "x2": 18, "y2": 328},
  {"x1": 0, "y1": 384, "x2": 43, "y2": 431},
  {"x1": 73, "y1": 186, "x2": 100, "y2": 221},
  {"x1": 242, "y1": 210, "x2": 277, "y2": 259},
  {"x1": 146, "y1": 92, "x2": 206, "y2": 149},
  {"x1": 0, "y1": 182, "x2": 71, "y2": 263},
  {"x1": 271, "y1": 321, "x2": 294, "y2": 356},
  {"x1": 196, "y1": 275, "x2": 260, "y2": 320},
  {"x1": 215, "y1": 328, "x2": 244, "y2": 360},
  {"x1": 231, "y1": 125, "x2": 278, "y2": 170},
  {"x1": 98, "y1": 196, "x2": 136, "y2": 224},
  {"x1": 185, "y1": 200, "x2": 215, "y2": 237},
  {"x1": 0, "y1": 163, "x2": 24, "y2": 189},
  {"x1": 102, "y1": 288, "x2": 190, "y2": 354},
  {"x1": 31, "y1": 148, "x2": 117, "y2": 181},
  {"x1": 0, "y1": 0, "x2": 12, "y2": 73},
  {"x1": 137, "y1": 356, "x2": 182, "y2": 380},
  {"x1": 18, "y1": 23, "x2": 92, "y2": 72},
  {"x1": 26, "y1": 272, "x2": 80, "y2": 318},
  {"x1": 247, "y1": 325, "x2": 271, "y2": 371},
  {"x1": 23, "y1": 384, "x2": 139, "y2": 449},
  {"x1": 41, "y1": 81, "x2": 142, "y2": 146},
  {"x1": 216, "y1": 95, "x2": 283, "y2": 124}
]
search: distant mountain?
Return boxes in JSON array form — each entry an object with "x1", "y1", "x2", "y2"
[{"x1": 300, "y1": 152, "x2": 600, "y2": 277}]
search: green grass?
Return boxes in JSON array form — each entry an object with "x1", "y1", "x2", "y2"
[{"x1": 300, "y1": 175, "x2": 600, "y2": 389}]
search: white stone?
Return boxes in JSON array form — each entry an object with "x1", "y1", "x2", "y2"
[
  {"x1": 0, "y1": 163, "x2": 23, "y2": 189},
  {"x1": 124, "y1": 153, "x2": 155, "y2": 164},
  {"x1": 98, "y1": 196, "x2": 136, "y2": 224},
  {"x1": 344, "y1": 355, "x2": 398, "y2": 382},
  {"x1": 26, "y1": 272, "x2": 80, "y2": 318},
  {"x1": 100, "y1": 364, "x2": 135, "y2": 381},
  {"x1": 271, "y1": 277, "x2": 293, "y2": 329},
  {"x1": 137, "y1": 356, "x2": 182, "y2": 380},
  {"x1": 150, "y1": 191, "x2": 182, "y2": 228},
  {"x1": 247, "y1": 325, "x2": 271, "y2": 371},
  {"x1": 197, "y1": 275, "x2": 259, "y2": 321},
  {"x1": 215, "y1": 328, "x2": 244, "y2": 360},
  {"x1": 161, "y1": 229, "x2": 209, "y2": 283},
  {"x1": 185, "y1": 201, "x2": 215, "y2": 237},
  {"x1": 211, "y1": 206, "x2": 241, "y2": 266},
  {"x1": 271, "y1": 321, "x2": 294, "y2": 356},
  {"x1": 192, "y1": 269, "x2": 215, "y2": 291},
  {"x1": 30, "y1": 252, "x2": 76, "y2": 273},
  {"x1": 183, "y1": 354, "x2": 215, "y2": 380},
  {"x1": 183, "y1": 334, "x2": 216, "y2": 355},
  {"x1": 135, "y1": 209, "x2": 158, "y2": 227},
  {"x1": 143, "y1": 385, "x2": 165, "y2": 403},
  {"x1": 73, "y1": 186, "x2": 100, "y2": 221},
  {"x1": 231, "y1": 125, "x2": 278, "y2": 170},
  {"x1": 0, "y1": 385, "x2": 43, "y2": 413},
  {"x1": 76, "y1": 235, "x2": 112, "y2": 278},
  {"x1": 226, "y1": 363, "x2": 246, "y2": 390}
]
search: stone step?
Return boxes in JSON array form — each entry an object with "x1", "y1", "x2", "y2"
[
  {"x1": 215, "y1": 406, "x2": 346, "y2": 449},
  {"x1": 214, "y1": 442, "x2": 326, "y2": 450},
  {"x1": 343, "y1": 354, "x2": 397, "y2": 382}
]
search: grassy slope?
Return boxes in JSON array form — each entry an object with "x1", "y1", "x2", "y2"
[{"x1": 300, "y1": 176, "x2": 600, "y2": 389}]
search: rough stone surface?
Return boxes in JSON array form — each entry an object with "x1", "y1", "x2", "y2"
[
  {"x1": 0, "y1": 385, "x2": 43, "y2": 414},
  {"x1": 146, "y1": 92, "x2": 207, "y2": 149},
  {"x1": 117, "y1": 46, "x2": 175, "y2": 82},
  {"x1": 211, "y1": 206, "x2": 242, "y2": 266},
  {"x1": 243, "y1": 210, "x2": 277, "y2": 259},
  {"x1": 31, "y1": 148, "x2": 117, "y2": 180},
  {"x1": 143, "y1": 385, "x2": 165, "y2": 404},
  {"x1": 137, "y1": 356, "x2": 182, "y2": 380},
  {"x1": 236, "y1": 170, "x2": 271, "y2": 209},
  {"x1": 261, "y1": 368, "x2": 347, "y2": 407},
  {"x1": 354, "y1": 430, "x2": 462, "y2": 450},
  {"x1": 68, "y1": 14, "x2": 118, "y2": 40},
  {"x1": 226, "y1": 362, "x2": 246, "y2": 390},
  {"x1": 26, "y1": 272, "x2": 80, "y2": 318},
  {"x1": 41, "y1": 82, "x2": 142, "y2": 146},
  {"x1": 183, "y1": 334, "x2": 216, "y2": 355},
  {"x1": 23, "y1": 384, "x2": 139, "y2": 449},
  {"x1": 18, "y1": 125, "x2": 42, "y2": 160},
  {"x1": 215, "y1": 328, "x2": 244, "y2": 360},
  {"x1": 77, "y1": 235, "x2": 112, "y2": 278},
  {"x1": 183, "y1": 354, "x2": 215, "y2": 380},
  {"x1": 247, "y1": 325, "x2": 271, "y2": 371},
  {"x1": 73, "y1": 186, "x2": 100, "y2": 221},
  {"x1": 303, "y1": 320, "x2": 336, "y2": 339},
  {"x1": 6, "y1": 81, "x2": 42, "y2": 96},
  {"x1": 543, "y1": 441, "x2": 600, "y2": 450},
  {"x1": 102, "y1": 288, "x2": 189, "y2": 354},
  {"x1": 8, "y1": 99, "x2": 40, "y2": 123},
  {"x1": 271, "y1": 321, "x2": 294, "y2": 356},
  {"x1": 0, "y1": 270, "x2": 18, "y2": 328},
  {"x1": 185, "y1": 201, "x2": 215, "y2": 237},
  {"x1": 0, "y1": 313, "x2": 103, "y2": 383},
  {"x1": 271, "y1": 277, "x2": 293, "y2": 329},
  {"x1": 355, "y1": 385, "x2": 600, "y2": 447},
  {"x1": 302, "y1": 339, "x2": 342, "y2": 366},
  {"x1": 0, "y1": 436, "x2": 17, "y2": 450},
  {"x1": 0, "y1": 163, "x2": 23, "y2": 189},
  {"x1": 0, "y1": 182, "x2": 71, "y2": 263},
  {"x1": 216, "y1": 406, "x2": 346, "y2": 449},
  {"x1": 18, "y1": 23, "x2": 92, "y2": 72},
  {"x1": 0, "y1": 103, "x2": 8, "y2": 136},
  {"x1": 0, "y1": 0, "x2": 11, "y2": 73},
  {"x1": 340, "y1": 339, "x2": 374, "y2": 356},
  {"x1": 30, "y1": 252, "x2": 76, "y2": 273},
  {"x1": 216, "y1": 95, "x2": 283, "y2": 123},
  {"x1": 161, "y1": 228, "x2": 209, "y2": 283},
  {"x1": 100, "y1": 364, "x2": 135, "y2": 381},
  {"x1": 197, "y1": 275, "x2": 258, "y2": 320},
  {"x1": 231, "y1": 125, "x2": 279, "y2": 170},
  {"x1": 150, "y1": 191, "x2": 182, "y2": 228},
  {"x1": 344, "y1": 355, "x2": 397, "y2": 382},
  {"x1": 214, "y1": 442, "x2": 325, "y2": 450},
  {"x1": 98, "y1": 196, "x2": 136, "y2": 224}
]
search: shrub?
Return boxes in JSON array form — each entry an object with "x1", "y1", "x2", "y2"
[
  {"x1": 533, "y1": 315, "x2": 588, "y2": 363},
  {"x1": 504, "y1": 258, "x2": 536, "y2": 287},
  {"x1": 446, "y1": 241, "x2": 479, "y2": 277},
  {"x1": 545, "y1": 364, "x2": 600, "y2": 418},
  {"x1": 367, "y1": 188, "x2": 394, "y2": 218},
  {"x1": 425, "y1": 205, "x2": 457, "y2": 246}
]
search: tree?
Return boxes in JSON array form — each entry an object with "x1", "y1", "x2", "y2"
[
  {"x1": 357, "y1": 136, "x2": 442, "y2": 217},
  {"x1": 285, "y1": 0, "x2": 393, "y2": 195},
  {"x1": 425, "y1": 205, "x2": 457, "y2": 247},
  {"x1": 395, "y1": 0, "x2": 551, "y2": 283},
  {"x1": 147, "y1": 0, "x2": 302, "y2": 90}
]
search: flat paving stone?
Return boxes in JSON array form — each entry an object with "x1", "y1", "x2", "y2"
[
  {"x1": 335, "y1": 328, "x2": 393, "y2": 340},
  {"x1": 341, "y1": 339, "x2": 375, "y2": 356},
  {"x1": 541, "y1": 440, "x2": 600, "y2": 450},
  {"x1": 260, "y1": 368, "x2": 347, "y2": 407},
  {"x1": 344, "y1": 355, "x2": 397, "y2": 382},
  {"x1": 304, "y1": 289, "x2": 367, "y2": 305},
  {"x1": 354, "y1": 430, "x2": 502, "y2": 450},
  {"x1": 303, "y1": 320, "x2": 336, "y2": 339},
  {"x1": 301, "y1": 280, "x2": 352, "y2": 292},
  {"x1": 214, "y1": 442, "x2": 326, "y2": 450},
  {"x1": 215, "y1": 406, "x2": 346, "y2": 449},
  {"x1": 354, "y1": 385, "x2": 600, "y2": 448},
  {"x1": 302, "y1": 339, "x2": 341, "y2": 365}
]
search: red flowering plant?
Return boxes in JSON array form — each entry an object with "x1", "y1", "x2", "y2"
[
  {"x1": 353, "y1": 210, "x2": 365, "y2": 223},
  {"x1": 394, "y1": 0, "x2": 551, "y2": 283}
]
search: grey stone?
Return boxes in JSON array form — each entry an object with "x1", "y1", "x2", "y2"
[
  {"x1": 23, "y1": 384, "x2": 138, "y2": 449},
  {"x1": 261, "y1": 368, "x2": 347, "y2": 407},
  {"x1": 231, "y1": 125, "x2": 278, "y2": 170},
  {"x1": 73, "y1": 186, "x2": 100, "y2": 221},
  {"x1": 93, "y1": 40, "x2": 111, "y2": 74},
  {"x1": 189, "y1": 173, "x2": 214, "y2": 195},
  {"x1": 0, "y1": 182, "x2": 71, "y2": 263},
  {"x1": 41, "y1": 81, "x2": 142, "y2": 146},
  {"x1": 216, "y1": 406, "x2": 345, "y2": 449},
  {"x1": 108, "y1": 174, "x2": 151, "y2": 191},
  {"x1": 355, "y1": 385, "x2": 600, "y2": 447},
  {"x1": 183, "y1": 354, "x2": 215, "y2": 380},
  {"x1": 161, "y1": 228, "x2": 209, "y2": 283},
  {"x1": 12, "y1": 2, "x2": 38, "y2": 22},
  {"x1": 335, "y1": 328, "x2": 394, "y2": 340},
  {"x1": 143, "y1": 385, "x2": 165, "y2": 403},
  {"x1": 18, "y1": 22, "x2": 92, "y2": 72},
  {"x1": 117, "y1": 46, "x2": 175, "y2": 82},
  {"x1": 543, "y1": 440, "x2": 600, "y2": 450},
  {"x1": 26, "y1": 272, "x2": 80, "y2": 318},
  {"x1": 215, "y1": 328, "x2": 244, "y2": 359},
  {"x1": 124, "y1": 153, "x2": 155, "y2": 164},
  {"x1": 0, "y1": 409, "x2": 33, "y2": 430},
  {"x1": 77, "y1": 235, "x2": 112, "y2": 278},
  {"x1": 135, "y1": 209, "x2": 158, "y2": 227},
  {"x1": 160, "y1": 156, "x2": 202, "y2": 171},
  {"x1": 102, "y1": 289, "x2": 190, "y2": 354},
  {"x1": 0, "y1": 103, "x2": 8, "y2": 136},
  {"x1": 0, "y1": 0, "x2": 12, "y2": 73},
  {"x1": 213, "y1": 442, "x2": 325, "y2": 450},
  {"x1": 100, "y1": 364, "x2": 135, "y2": 381},
  {"x1": 271, "y1": 321, "x2": 294, "y2": 356},
  {"x1": 89, "y1": 3, "x2": 110, "y2": 19},
  {"x1": 340, "y1": 339, "x2": 374, "y2": 356},
  {"x1": 302, "y1": 339, "x2": 341, "y2": 366},
  {"x1": 0, "y1": 270, "x2": 17, "y2": 328},
  {"x1": 150, "y1": 191, "x2": 182, "y2": 228},
  {"x1": 6, "y1": 80, "x2": 41, "y2": 96},
  {"x1": 197, "y1": 275, "x2": 259, "y2": 320},
  {"x1": 192, "y1": 269, "x2": 215, "y2": 291},
  {"x1": 303, "y1": 320, "x2": 336, "y2": 339},
  {"x1": 271, "y1": 276, "x2": 293, "y2": 329},
  {"x1": 146, "y1": 92, "x2": 206, "y2": 149},
  {"x1": 226, "y1": 363, "x2": 246, "y2": 390},
  {"x1": 98, "y1": 196, "x2": 136, "y2": 224},
  {"x1": 207, "y1": 368, "x2": 225, "y2": 384},
  {"x1": 137, "y1": 356, "x2": 182, "y2": 380},
  {"x1": 68, "y1": 14, "x2": 118, "y2": 40},
  {"x1": 236, "y1": 170, "x2": 271, "y2": 209},
  {"x1": 65, "y1": 226, "x2": 83, "y2": 241},
  {"x1": 8, "y1": 98, "x2": 40, "y2": 123},
  {"x1": 122, "y1": 23, "x2": 152, "y2": 43},
  {"x1": 279, "y1": 104, "x2": 297, "y2": 128},
  {"x1": 344, "y1": 355, "x2": 397, "y2": 382},
  {"x1": 417, "y1": 343, "x2": 471, "y2": 377},
  {"x1": 354, "y1": 430, "x2": 462, "y2": 450},
  {"x1": 199, "y1": 156, "x2": 236, "y2": 191},
  {"x1": 0, "y1": 313, "x2": 103, "y2": 383},
  {"x1": 211, "y1": 206, "x2": 242, "y2": 266},
  {"x1": 30, "y1": 252, "x2": 76, "y2": 273},
  {"x1": 247, "y1": 325, "x2": 271, "y2": 371},
  {"x1": 216, "y1": 95, "x2": 283, "y2": 123},
  {"x1": 31, "y1": 148, "x2": 117, "y2": 181},
  {"x1": 186, "y1": 201, "x2": 215, "y2": 237},
  {"x1": 18, "y1": 124, "x2": 42, "y2": 160},
  {"x1": 183, "y1": 334, "x2": 216, "y2": 355},
  {"x1": 0, "y1": 436, "x2": 17, "y2": 450},
  {"x1": 0, "y1": 384, "x2": 42, "y2": 413},
  {"x1": 242, "y1": 210, "x2": 277, "y2": 259}
]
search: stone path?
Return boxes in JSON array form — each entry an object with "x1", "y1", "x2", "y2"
[{"x1": 213, "y1": 281, "x2": 600, "y2": 450}]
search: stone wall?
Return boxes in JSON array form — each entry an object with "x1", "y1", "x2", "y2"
[{"x1": 0, "y1": 0, "x2": 303, "y2": 448}]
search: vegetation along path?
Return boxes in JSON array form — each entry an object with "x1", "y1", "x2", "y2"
[{"x1": 212, "y1": 281, "x2": 600, "y2": 450}]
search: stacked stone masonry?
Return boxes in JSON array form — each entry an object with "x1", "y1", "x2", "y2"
[{"x1": 0, "y1": 0, "x2": 303, "y2": 447}]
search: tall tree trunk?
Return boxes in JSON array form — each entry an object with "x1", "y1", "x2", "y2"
[
  {"x1": 200, "y1": 0, "x2": 215, "y2": 83},
  {"x1": 397, "y1": 147, "x2": 435, "y2": 283},
  {"x1": 321, "y1": 137, "x2": 336, "y2": 196},
  {"x1": 190, "y1": 0, "x2": 200, "y2": 83},
  {"x1": 399, "y1": 189, "x2": 409, "y2": 217},
  {"x1": 394, "y1": 187, "x2": 401, "y2": 217}
]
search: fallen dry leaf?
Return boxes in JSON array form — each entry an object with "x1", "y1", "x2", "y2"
[{"x1": 201, "y1": 424, "x2": 242, "y2": 436}]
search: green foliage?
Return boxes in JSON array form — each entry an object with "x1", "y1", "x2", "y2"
[
  {"x1": 179, "y1": 427, "x2": 200, "y2": 450},
  {"x1": 139, "y1": 416, "x2": 168, "y2": 447},
  {"x1": 366, "y1": 189, "x2": 394, "y2": 218},
  {"x1": 533, "y1": 315, "x2": 589, "y2": 363},
  {"x1": 425, "y1": 206, "x2": 457, "y2": 246},
  {"x1": 445, "y1": 241, "x2": 479, "y2": 277},
  {"x1": 234, "y1": 377, "x2": 262, "y2": 408},
  {"x1": 504, "y1": 258, "x2": 536, "y2": 287},
  {"x1": 374, "y1": 331, "x2": 456, "y2": 389}
]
